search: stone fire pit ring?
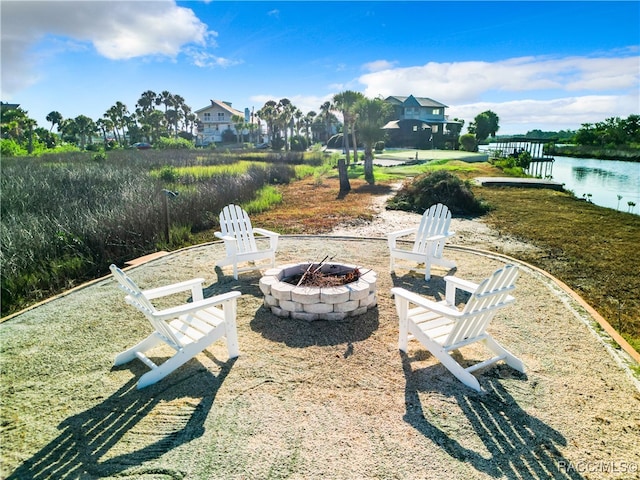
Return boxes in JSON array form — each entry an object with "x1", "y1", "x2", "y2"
[{"x1": 259, "y1": 262, "x2": 377, "y2": 321}]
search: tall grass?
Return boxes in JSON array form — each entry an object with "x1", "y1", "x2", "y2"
[{"x1": 1, "y1": 150, "x2": 304, "y2": 316}]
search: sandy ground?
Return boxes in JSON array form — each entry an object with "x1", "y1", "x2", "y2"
[
  {"x1": 2, "y1": 227, "x2": 640, "y2": 479},
  {"x1": 328, "y1": 181, "x2": 544, "y2": 259}
]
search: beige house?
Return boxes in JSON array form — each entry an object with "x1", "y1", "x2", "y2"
[{"x1": 194, "y1": 100, "x2": 260, "y2": 146}]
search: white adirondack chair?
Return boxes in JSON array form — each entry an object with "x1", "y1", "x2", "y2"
[
  {"x1": 110, "y1": 264, "x2": 241, "y2": 389},
  {"x1": 387, "y1": 203, "x2": 456, "y2": 281},
  {"x1": 214, "y1": 204, "x2": 280, "y2": 280},
  {"x1": 391, "y1": 264, "x2": 525, "y2": 392}
]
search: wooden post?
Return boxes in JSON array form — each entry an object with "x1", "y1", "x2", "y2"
[{"x1": 338, "y1": 158, "x2": 351, "y2": 193}]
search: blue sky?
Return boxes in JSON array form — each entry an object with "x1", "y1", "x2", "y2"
[{"x1": 2, "y1": 1, "x2": 639, "y2": 135}]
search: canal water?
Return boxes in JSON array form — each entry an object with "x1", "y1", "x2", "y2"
[
  {"x1": 550, "y1": 156, "x2": 640, "y2": 215},
  {"x1": 480, "y1": 144, "x2": 640, "y2": 215}
]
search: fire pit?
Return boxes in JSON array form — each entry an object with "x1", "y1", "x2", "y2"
[{"x1": 259, "y1": 262, "x2": 377, "y2": 321}]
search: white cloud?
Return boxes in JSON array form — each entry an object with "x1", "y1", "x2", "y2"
[
  {"x1": 362, "y1": 60, "x2": 397, "y2": 73},
  {"x1": 359, "y1": 54, "x2": 639, "y2": 103},
  {"x1": 358, "y1": 53, "x2": 639, "y2": 134},
  {"x1": 1, "y1": 0, "x2": 214, "y2": 97}
]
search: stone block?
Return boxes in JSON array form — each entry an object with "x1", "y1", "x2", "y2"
[
  {"x1": 320, "y1": 285, "x2": 350, "y2": 304},
  {"x1": 280, "y1": 300, "x2": 304, "y2": 312},
  {"x1": 333, "y1": 300, "x2": 359, "y2": 313},
  {"x1": 291, "y1": 311, "x2": 320, "y2": 322},
  {"x1": 291, "y1": 286, "x2": 321, "y2": 304},
  {"x1": 303, "y1": 302, "x2": 334, "y2": 314}
]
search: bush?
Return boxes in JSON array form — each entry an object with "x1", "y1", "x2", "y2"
[
  {"x1": 155, "y1": 137, "x2": 194, "y2": 150},
  {"x1": 387, "y1": 170, "x2": 489, "y2": 215},
  {"x1": 458, "y1": 134, "x2": 477, "y2": 152},
  {"x1": 290, "y1": 135, "x2": 308, "y2": 152}
]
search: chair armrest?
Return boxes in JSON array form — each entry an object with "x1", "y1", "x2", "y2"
[
  {"x1": 391, "y1": 287, "x2": 461, "y2": 318},
  {"x1": 444, "y1": 275, "x2": 478, "y2": 293},
  {"x1": 387, "y1": 228, "x2": 416, "y2": 248},
  {"x1": 154, "y1": 291, "x2": 242, "y2": 320},
  {"x1": 443, "y1": 275, "x2": 478, "y2": 305},
  {"x1": 388, "y1": 228, "x2": 416, "y2": 239},
  {"x1": 253, "y1": 227, "x2": 279, "y2": 238},
  {"x1": 142, "y1": 278, "x2": 206, "y2": 300},
  {"x1": 214, "y1": 232, "x2": 237, "y2": 243}
]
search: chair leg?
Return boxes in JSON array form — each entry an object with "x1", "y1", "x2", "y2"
[
  {"x1": 224, "y1": 302, "x2": 240, "y2": 358},
  {"x1": 395, "y1": 296, "x2": 409, "y2": 352},
  {"x1": 437, "y1": 349, "x2": 482, "y2": 392},
  {"x1": 484, "y1": 336, "x2": 525, "y2": 373},
  {"x1": 114, "y1": 334, "x2": 163, "y2": 366}
]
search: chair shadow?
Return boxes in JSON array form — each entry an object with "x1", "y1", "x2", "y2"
[
  {"x1": 7, "y1": 356, "x2": 236, "y2": 479},
  {"x1": 400, "y1": 352, "x2": 585, "y2": 480}
]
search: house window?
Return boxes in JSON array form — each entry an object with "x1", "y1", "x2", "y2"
[
  {"x1": 204, "y1": 113, "x2": 211, "y2": 121},
  {"x1": 412, "y1": 125, "x2": 418, "y2": 132},
  {"x1": 218, "y1": 112, "x2": 225, "y2": 121},
  {"x1": 432, "y1": 108, "x2": 440, "y2": 115},
  {"x1": 432, "y1": 125, "x2": 439, "y2": 133}
]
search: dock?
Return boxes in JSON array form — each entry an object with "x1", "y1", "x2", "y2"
[{"x1": 475, "y1": 176, "x2": 564, "y2": 190}]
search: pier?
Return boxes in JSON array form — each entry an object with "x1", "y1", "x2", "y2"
[{"x1": 491, "y1": 137, "x2": 555, "y2": 178}]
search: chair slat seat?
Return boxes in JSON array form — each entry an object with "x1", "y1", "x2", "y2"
[
  {"x1": 392, "y1": 264, "x2": 525, "y2": 392},
  {"x1": 110, "y1": 264, "x2": 241, "y2": 389}
]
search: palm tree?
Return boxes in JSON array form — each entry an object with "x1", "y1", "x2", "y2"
[
  {"x1": 136, "y1": 90, "x2": 157, "y2": 116},
  {"x1": 304, "y1": 111, "x2": 316, "y2": 145},
  {"x1": 277, "y1": 98, "x2": 295, "y2": 151},
  {"x1": 333, "y1": 90, "x2": 363, "y2": 165},
  {"x1": 45, "y1": 111, "x2": 63, "y2": 132},
  {"x1": 96, "y1": 118, "x2": 114, "y2": 147},
  {"x1": 257, "y1": 100, "x2": 278, "y2": 145},
  {"x1": 355, "y1": 96, "x2": 393, "y2": 184},
  {"x1": 105, "y1": 101, "x2": 129, "y2": 146},
  {"x1": 73, "y1": 115, "x2": 96, "y2": 149},
  {"x1": 231, "y1": 114, "x2": 246, "y2": 143},
  {"x1": 319, "y1": 101, "x2": 333, "y2": 143}
]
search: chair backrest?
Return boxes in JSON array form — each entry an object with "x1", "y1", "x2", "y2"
[
  {"x1": 219, "y1": 204, "x2": 258, "y2": 254},
  {"x1": 412, "y1": 203, "x2": 452, "y2": 255},
  {"x1": 445, "y1": 265, "x2": 519, "y2": 347},
  {"x1": 110, "y1": 265, "x2": 156, "y2": 315},
  {"x1": 109, "y1": 264, "x2": 184, "y2": 349}
]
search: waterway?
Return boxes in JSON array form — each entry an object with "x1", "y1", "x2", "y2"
[
  {"x1": 480, "y1": 144, "x2": 640, "y2": 215},
  {"x1": 550, "y1": 156, "x2": 640, "y2": 215}
]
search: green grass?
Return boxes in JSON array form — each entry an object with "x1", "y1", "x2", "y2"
[{"x1": 242, "y1": 185, "x2": 283, "y2": 215}]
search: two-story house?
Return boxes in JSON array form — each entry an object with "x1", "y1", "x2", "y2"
[
  {"x1": 383, "y1": 95, "x2": 462, "y2": 149},
  {"x1": 195, "y1": 100, "x2": 261, "y2": 146}
]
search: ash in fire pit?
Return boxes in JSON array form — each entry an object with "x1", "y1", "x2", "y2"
[
  {"x1": 283, "y1": 261, "x2": 362, "y2": 287},
  {"x1": 259, "y1": 261, "x2": 377, "y2": 321}
]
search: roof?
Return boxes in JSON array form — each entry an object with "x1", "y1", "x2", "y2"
[
  {"x1": 385, "y1": 95, "x2": 448, "y2": 108},
  {"x1": 195, "y1": 99, "x2": 244, "y2": 116}
]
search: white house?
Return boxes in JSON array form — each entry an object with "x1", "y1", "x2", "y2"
[{"x1": 194, "y1": 100, "x2": 264, "y2": 145}]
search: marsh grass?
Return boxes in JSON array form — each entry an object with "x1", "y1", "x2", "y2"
[{"x1": 0, "y1": 150, "x2": 301, "y2": 316}]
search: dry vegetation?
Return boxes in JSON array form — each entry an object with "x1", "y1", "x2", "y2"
[{"x1": 251, "y1": 165, "x2": 640, "y2": 352}]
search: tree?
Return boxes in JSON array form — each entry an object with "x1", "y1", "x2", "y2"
[
  {"x1": 319, "y1": 101, "x2": 333, "y2": 143},
  {"x1": 355, "y1": 96, "x2": 393, "y2": 184},
  {"x1": 231, "y1": 114, "x2": 246, "y2": 143},
  {"x1": 469, "y1": 110, "x2": 499, "y2": 142},
  {"x1": 72, "y1": 115, "x2": 96, "y2": 149},
  {"x1": 45, "y1": 111, "x2": 63, "y2": 132},
  {"x1": 257, "y1": 100, "x2": 278, "y2": 146},
  {"x1": 459, "y1": 133, "x2": 477, "y2": 152},
  {"x1": 333, "y1": 90, "x2": 364, "y2": 164}
]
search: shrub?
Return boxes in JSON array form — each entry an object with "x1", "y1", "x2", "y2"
[
  {"x1": 387, "y1": 170, "x2": 489, "y2": 215},
  {"x1": 459, "y1": 134, "x2": 477, "y2": 152},
  {"x1": 155, "y1": 137, "x2": 194, "y2": 150}
]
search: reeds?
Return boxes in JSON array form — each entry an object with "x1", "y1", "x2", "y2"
[{"x1": 1, "y1": 150, "x2": 298, "y2": 316}]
